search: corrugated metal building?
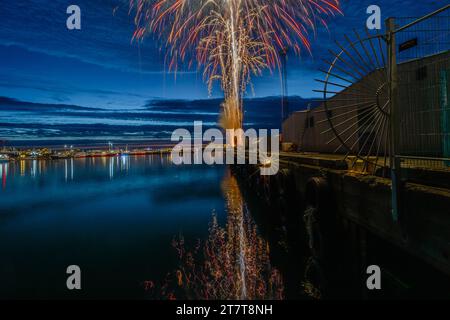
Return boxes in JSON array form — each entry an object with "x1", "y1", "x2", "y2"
[{"x1": 283, "y1": 50, "x2": 450, "y2": 157}]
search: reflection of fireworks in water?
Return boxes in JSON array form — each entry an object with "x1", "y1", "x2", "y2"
[
  {"x1": 222, "y1": 172, "x2": 249, "y2": 299},
  {"x1": 130, "y1": 0, "x2": 341, "y2": 132},
  {"x1": 144, "y1": 174, "x2": 283, "y2": 300}
]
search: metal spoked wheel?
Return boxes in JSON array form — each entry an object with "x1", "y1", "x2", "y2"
[{"x1": 316, "y1": 30, "x2": 390, "y2": 174}]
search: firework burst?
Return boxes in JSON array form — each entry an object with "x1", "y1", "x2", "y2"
[{"x1": 130, "y1": 0, "x2": 341, "y2": 131}]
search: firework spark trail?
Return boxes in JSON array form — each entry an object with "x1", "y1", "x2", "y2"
[
  {"x1": 130, "y1": 0, "x2": 342, "y2": 134},
  {"x1": 228, "y1": 0, "x2": 241, "y2": 118},
  {"x1": 239, "y1": 215, "x2": 247, "y2": 299}
]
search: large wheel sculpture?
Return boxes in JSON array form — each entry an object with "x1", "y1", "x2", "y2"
[{"x1": 316, "y1": 30, "x2": 390, "y2": 174}]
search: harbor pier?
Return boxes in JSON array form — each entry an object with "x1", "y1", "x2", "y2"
[{"x1": 233, "y1": 151, "x2": 450, "y2": 297}]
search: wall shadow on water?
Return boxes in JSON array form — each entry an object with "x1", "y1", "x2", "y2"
[{"x1": 232, "y1": 165, "x2": 450, "y2": 300}]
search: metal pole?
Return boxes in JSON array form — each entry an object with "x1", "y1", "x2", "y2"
[
  {"x1": 280, "y1": 48, "x2": 289, "y2": 122},
  {"x1": 441, "y1": 71, "x2": 450, "y2": 167},
  {"x1": 387, "y1": 17, "x2": 400, "y2": 222}
]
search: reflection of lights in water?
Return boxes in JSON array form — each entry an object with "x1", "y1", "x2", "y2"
[
  {"x1": 31, "y1": 160, "x2": 37, "y2": 178},
  {"x1": 218, "y1": 173, "x2": 284, "y2": 300},
  {"x1": 64, "y1": 159, "x2": 68, "y2": 182},
  {"x1": 63, "y1": 159, "x2": 74, "y2": 181},
  {"x1": 238, "y1": 208, "x2": 247, "y2": 299},
  {"x1": 146, "y1": 170, "x2": 284, "y2": 300},
  {"x1": 20, "y1": 160, "x2": 25, "y2": 177},
  {"x1": 222, "y1": 173, "x2": 248, "y2": 299},
  {"x1": 70, "y1": 158, "x2": 74, "y2": 180},
  {"x1": 109, "y1": 157, "x2": 114, "y2": 179},
  {"x1": 1, "y1": 163, "x2": 7, "y2": 189},
  {"x1": 120, "y1": 155, "x2": 130, "y2": 172}
]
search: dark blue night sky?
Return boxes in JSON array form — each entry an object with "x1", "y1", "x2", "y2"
[{"x1": 0, "y1": 0, "x2": 445, "y2": 143}]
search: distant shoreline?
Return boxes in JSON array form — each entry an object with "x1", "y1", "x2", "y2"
[
  {"x1": 0, "y1": 141, "x2": 178, "y2": 161},
  {"x1": 1, "y1": 139, "x2": 174, "y2": 149}
]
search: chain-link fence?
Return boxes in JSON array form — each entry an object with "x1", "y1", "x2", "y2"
[{"x1": 392, "y1": 7, "x2": 450, "y2": 170}]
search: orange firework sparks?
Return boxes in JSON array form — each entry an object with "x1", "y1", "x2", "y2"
[{"x1": 130, "y1": 0, "x2": 341, "y2": 130}]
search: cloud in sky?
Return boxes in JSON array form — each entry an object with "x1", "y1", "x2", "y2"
[{"x1": 0, "y1": 0, "x2": 445, "y2": 107}]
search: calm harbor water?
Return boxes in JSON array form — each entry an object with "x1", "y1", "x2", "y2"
[
  {"x1": 0, "y1": 156, "x2": 239, "y2": 298},
  {"x1": 4, "y1": 155, "x2": 446, "y2": 299},
  {"x1": 0, "y1": 155, "x2": 283, "y2": 299}
]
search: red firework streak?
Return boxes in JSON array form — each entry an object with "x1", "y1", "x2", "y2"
[{"x1": 129, "y1": 0, "x2": 342, "y2": 95}]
